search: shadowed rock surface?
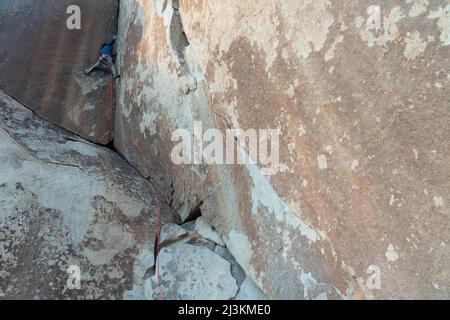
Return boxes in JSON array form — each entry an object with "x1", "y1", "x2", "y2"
[
  {"x1": 0, "y1": 89, "x2": 179, "y2": 299},
  {"x1": 0, "y1": 0, "x2": 118, "y2": 144},
  {"x1": 115, "y1": 0, "x2": 450, "y2": 299}
]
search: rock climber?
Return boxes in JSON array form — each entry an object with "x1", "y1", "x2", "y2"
[{"x1": 85, "y1": 36, "x2": 120, "y2": 79}]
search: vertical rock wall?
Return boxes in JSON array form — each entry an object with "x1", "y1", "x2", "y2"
[
  {"x1": 115, "y1": 0, "x2": 450, "y2": 299},
  {"x1": 0, "y1": 0, "x2": 118, "y2": 144}
]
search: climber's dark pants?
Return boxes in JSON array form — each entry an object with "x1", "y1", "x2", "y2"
[{"x1": 85, "y1": 55, "x2": 118, "y2": 78}]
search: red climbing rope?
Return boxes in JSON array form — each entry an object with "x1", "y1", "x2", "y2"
[
  {"x1": 155, "y1": 199, "x2": 164, "y2": 300},
  {"x1": 109, "y1": 75, "x2": 163, "y2": 299},
  {"x1": 110, "y1": 77, "x2": 114, "y2": 121},
  {"x1": 110, "y1": 77, "x2": 113, "y2": 103}
]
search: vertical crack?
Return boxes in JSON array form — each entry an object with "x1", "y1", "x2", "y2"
[
  {"x1": 170, "y1": 0, "x2": 190, "y2": 69},
  {"x1": 169, "y1": 0, "x2": 197, "y2": 94}
]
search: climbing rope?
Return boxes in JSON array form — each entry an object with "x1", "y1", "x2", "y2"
[
  {"x1": 155, "y1": 198, "x2": 164, "y2": 300},
  {"x1": 109, "y1": 77, "x2": 115, "y2": 130},
  {"x1": 108, "y1": 68, "x2": 163, "y2": 300}
]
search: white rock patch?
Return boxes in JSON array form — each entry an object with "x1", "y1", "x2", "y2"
[
  {"x1": 404, "y1": 31, "x2": 427, "y2": 60},
  {"x1": 386, "y1": 244, "x2": 399, "y2": 262},
  {"x1": 318, "y1": 154, "x2": 328, "y2": 170},
  {"x1": 429, "y1": 5, "x2": 450, "y2": 46}
]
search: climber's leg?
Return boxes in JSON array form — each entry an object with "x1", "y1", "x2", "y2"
[
  {"x1": 111, "y1": 63, "x2": 120, "y2": 79},
  {"x1": 106, "y1": 55, "x2": 120, "y2": 79},
  {"x1": 85, "y1": 58, "x2": 102, "y2": 75}
]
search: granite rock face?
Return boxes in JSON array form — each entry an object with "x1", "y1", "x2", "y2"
[
  {"x1": 115, "y1": 0, "x2": 450, "y2": 299},
  {"x1": 0, "y1": 0, "x2": 118, "y2": 144},
  {"x1": 0, "y1": 90, "x2": 179, "y2": 299}
]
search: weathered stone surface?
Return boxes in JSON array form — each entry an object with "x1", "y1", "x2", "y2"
[
  {"x1": 146, "y1": 219, "x2": 256, "y2": 300},
  {"x1": 160, "y1": 223, "x2": 189, "y2": 246},
  {"x1": 181, "y1": 220, "x2": 196, "y2": 232},
  {"x1": 116, "y1": 0, "x2": 450, "y2": 299},
  {"x1": 214, "y1": 245, "x2": 247, "y2": 288},
  {"x1": 0, "y1": 90, "x2": 179, "y2": 299},
  {"x1": 0, "y1": 0, "x2": 118, "y2": 144},
  {"x1": 145, "y1": 242, "x2": 238, "y2": 300},
  {"x1": 195, "y1": 217, "x2": 225, "y2": 246},
  {"x1": 235, "y1": 277, "x2": 268, "y2": 301}
]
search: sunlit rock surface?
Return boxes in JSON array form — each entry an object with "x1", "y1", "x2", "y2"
[{"x1": 115, "y1": 0, "x2": 450, "y2": 299}]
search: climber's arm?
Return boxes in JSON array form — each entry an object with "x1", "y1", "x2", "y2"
[{"x1": 108, "y1": 36, "x2": 116, "y2": 47}]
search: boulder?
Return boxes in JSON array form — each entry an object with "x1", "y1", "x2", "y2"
[
  {"x1": 195, "y1": 217, "x2": 225, "y2": 246},
  {"x1": 159, "y1": 223, "x2": 189, "y2": 246},
  {"x1": 0, "y1": 89, "x2": 179, "y2": 299},
  {"x1": 145, "y1": 219, "x2": 261, "y2": 300},
  {"x1": 145, "y1": 242, "x2": 238, "y2": 300},
  {"x1": 0, "y1": 0, "x2": 118, "y2": 144}
]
